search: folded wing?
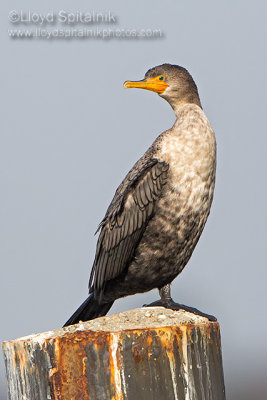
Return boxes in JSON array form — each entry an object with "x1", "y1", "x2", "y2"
[{"x1": 89, "y1": 159, "x2": 169, "y2": 299}]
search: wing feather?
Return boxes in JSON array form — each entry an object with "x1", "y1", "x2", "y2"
[{"x1": 89, "y1": 159, "x2": 169, "y2": 297}]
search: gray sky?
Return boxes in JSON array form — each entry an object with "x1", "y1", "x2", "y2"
[{"x1": 1, "y1": 1, "x2": 267, "y2": 399}]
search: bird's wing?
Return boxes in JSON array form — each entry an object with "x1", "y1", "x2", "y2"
[{"x1": 89, "y1": 158, "x2": 169, "y2": 297}]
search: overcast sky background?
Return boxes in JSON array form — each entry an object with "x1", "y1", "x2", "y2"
[{"x1": 1, "y1": 1, "x2": 267, "y2": 399}]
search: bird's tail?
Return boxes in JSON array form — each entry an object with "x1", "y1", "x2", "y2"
[{"x1": 63, "y1": 294, "x2": 114, "y2": 327}]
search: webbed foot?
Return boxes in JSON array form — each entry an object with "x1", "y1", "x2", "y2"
[{"x1": 143, "y1": 299, "x2": 217, "y2": 322}]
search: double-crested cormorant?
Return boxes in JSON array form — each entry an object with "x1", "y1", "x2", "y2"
[{"x1": 64, "y1": 64, "x2": 216, "y2": 327}]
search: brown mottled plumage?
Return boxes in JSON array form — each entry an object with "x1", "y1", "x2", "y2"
[{"x1": 64, "y1": 64, "x2": 216, "y2": 327}]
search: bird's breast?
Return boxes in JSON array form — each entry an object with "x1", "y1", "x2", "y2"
[
  {"x1": 124, "y1": 107, "x2": 216, "y2": 286},
  {"x1": 156, "y1": 106, "x2": 216, "y2": 213}
]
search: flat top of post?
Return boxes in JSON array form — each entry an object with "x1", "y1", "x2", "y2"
[{"x1": 3, "y1": 307, "x2": 217, "y2": 347}]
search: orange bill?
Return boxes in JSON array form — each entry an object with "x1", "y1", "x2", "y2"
[{"x1": 124, "y1": 76, "x2": 168, "y2": 94}]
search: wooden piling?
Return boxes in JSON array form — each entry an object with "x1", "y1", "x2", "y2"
[{"x1": 2, "y1": 307, "x2": 225, "y2": 400}]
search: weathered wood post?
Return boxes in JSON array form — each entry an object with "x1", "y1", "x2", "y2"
[{"x1": 2, "y1": 308, "x2": 225, "y2": 400}]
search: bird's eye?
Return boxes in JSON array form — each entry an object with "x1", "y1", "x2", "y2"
[{"x1": 159, "y1": 76, "x2": 164, "y2": 81}]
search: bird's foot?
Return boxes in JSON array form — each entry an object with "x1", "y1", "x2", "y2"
[{"x1": 143, "y1": 299, "x2": 217, "y2": 322}]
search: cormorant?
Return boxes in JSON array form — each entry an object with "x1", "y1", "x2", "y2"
[{"x1": 64, "y1": 64, "x2": 216, "y2": 327}]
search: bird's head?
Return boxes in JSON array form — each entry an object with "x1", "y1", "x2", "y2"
[{"x1": 124, "y1": 64, "x2": 201, "y2": 113}]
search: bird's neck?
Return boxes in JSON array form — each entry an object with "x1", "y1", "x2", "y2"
[
  {"x1": 169, "y1": 103, "x2": 204, "y2": 132},
  {"x1": 170, "y1": 99, "x2": 202, "y2": 119},
  {"x1": 164, "y1": 90, "x2": 202, "y2": 118}
]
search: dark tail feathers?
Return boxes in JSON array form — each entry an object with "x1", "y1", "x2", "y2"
[{"x1": 63, "y1": 294, "x2": 114, "y2": 327}]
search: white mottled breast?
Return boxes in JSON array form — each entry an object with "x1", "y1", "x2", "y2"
[{"x1": 155, "y1": 104, "x2": 216, "y2": 211}]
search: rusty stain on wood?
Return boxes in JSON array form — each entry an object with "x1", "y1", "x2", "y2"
[{"x1": 2, "y1": 308, "x2": 225, "y2": 400}]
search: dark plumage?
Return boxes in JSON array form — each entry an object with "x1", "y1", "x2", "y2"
[{"x1": 64, "y1": 64, "x2": 216, "y2": 327}]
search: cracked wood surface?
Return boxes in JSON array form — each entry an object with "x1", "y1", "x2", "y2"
[{"x1": 2, "y1": 307, "x2": 226, "y2": 400}]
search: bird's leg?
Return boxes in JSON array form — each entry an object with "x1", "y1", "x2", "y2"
[
  {"x1": 159, "y1": 283, "x2": 172, "y2": 301},
  {"x1": 143, "y1": 283, "x2": 217, "y2": 322}
]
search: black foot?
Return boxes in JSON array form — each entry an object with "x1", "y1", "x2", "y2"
[{"x1": 143, "y1": 299, "x2": 217, "y2": 322}]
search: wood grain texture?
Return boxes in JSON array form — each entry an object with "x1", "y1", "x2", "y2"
[{"x1": 2, "y1": 308, "x2": 225, "y2": 400}]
